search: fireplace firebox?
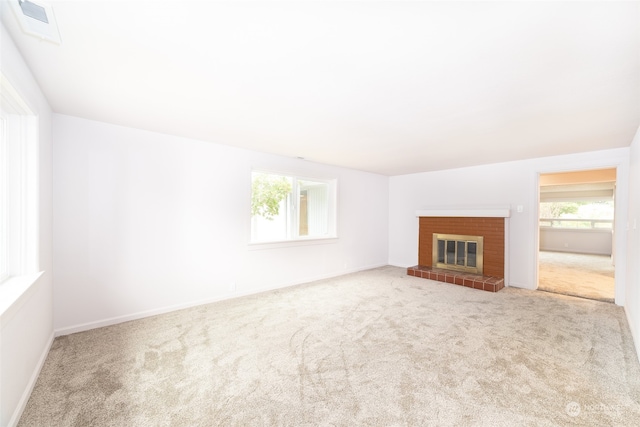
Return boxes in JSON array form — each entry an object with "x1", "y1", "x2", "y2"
[{"x1": 432, "y1": 233, "x2": 484, "y2": 274}]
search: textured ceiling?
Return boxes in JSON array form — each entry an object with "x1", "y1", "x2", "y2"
[{"x1": 2, "y1": 1, "x2": 639, "y2": 175}]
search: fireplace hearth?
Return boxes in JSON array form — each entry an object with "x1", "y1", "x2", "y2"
[{"x1": 407, "y1": 265, "x2": 504, "y2": 292}]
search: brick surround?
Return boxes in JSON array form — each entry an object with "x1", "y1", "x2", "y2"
[
  {"x1": 418, "y1": 217, "x2": 505, "y2": 278},
  {"x1": 409, "y1": 216, "x2": 506, "y2": 293}
]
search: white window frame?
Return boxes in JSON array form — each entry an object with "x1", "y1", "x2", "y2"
[
  {"x1": 0, "y1": 73, "x2": 39, "y2": 285},
  {"x1": 0, "y1": 113, "x2": 7, "y2": 282},
  {"x1": 250, "y1": 169, "x2": 337, "y2": 245}
]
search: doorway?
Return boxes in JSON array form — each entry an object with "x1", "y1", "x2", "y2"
[{"x1": 538, "y1": 169, "x2": 616, "y2": 302}]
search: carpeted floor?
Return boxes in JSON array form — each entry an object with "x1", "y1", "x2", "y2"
[
  {"x1": 18, "y1": 266, "x2": 640, "y2": 426},
  {"x1": 538, "y1": 251, "x2": 615, "y2": 302}
]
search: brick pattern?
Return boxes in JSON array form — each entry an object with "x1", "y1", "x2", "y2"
[
  {"x1": 407, "y1": 265, "x2": 505, "y2": 293},
  {"x1": 418, "y1": 217, "x2": 505, "y2": 278}
]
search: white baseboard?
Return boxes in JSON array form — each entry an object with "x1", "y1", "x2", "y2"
[
  {"x1": 54, "y1": 295, "x2": 234, "y2": 337},
  {"x1": 8, "y1": 331, "x2": 54, "y2": 427},
  {"x1": 54, "y1": 263, "x2": 388, "y2": 337}
]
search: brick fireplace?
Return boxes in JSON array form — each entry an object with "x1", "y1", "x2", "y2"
[{"x1": 407, "y1": 209, "x2": 509, "y2": 292}]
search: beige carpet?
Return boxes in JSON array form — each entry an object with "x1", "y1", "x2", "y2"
[
  {"x1": 538, "y1": 251, "x2": 615, "y2": 302},
  {"x1": 18, "y1": 266, "x2": 640, "y2": 426}
]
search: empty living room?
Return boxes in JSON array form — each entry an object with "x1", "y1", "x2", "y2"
[{"x1": 1, "y1": 1, "x2": 640, "y2": 426}]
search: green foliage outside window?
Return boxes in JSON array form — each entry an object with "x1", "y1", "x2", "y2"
[
  {"x1": 539, "y1": 202, "x2": 582, "y2": 219},
  {"x1": 539, "y1": 201, "x2": 614, "y2": 229},
  {"x1": 251, "y1": 173, "x2": 292, "y2": 220}
]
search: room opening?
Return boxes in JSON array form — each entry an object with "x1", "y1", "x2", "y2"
[{"x1": 538, "y1": 168, "x2": 616, "y2": 302}]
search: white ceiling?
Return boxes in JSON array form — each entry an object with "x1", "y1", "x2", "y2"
[{"x1": 2, "y1": 1, "x2": 639, "y2": 176}]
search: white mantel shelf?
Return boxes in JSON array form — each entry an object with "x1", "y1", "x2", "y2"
[{"x1": 415, "y1": 208, "x2": 511, "y2": 218}]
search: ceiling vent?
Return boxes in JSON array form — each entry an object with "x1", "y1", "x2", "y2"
[{"x1": 10, "y1": 0, "x2": 61, "y2": 44}]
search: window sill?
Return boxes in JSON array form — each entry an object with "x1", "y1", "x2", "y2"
[
  {"x1": 540, "y1": 227, "x2": 612, "y2": 233},
  {"x1": 249, "y1": 237, "x2": 338, "y2": 251},
  {"x1": 0, "y1": 272, "x2": 44, "y2": 327}
]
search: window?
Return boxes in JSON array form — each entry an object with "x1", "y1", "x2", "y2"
[
  {"x1": 0, "y1": 73, "x2": 38, "y2": 284},
  {"x1": 251, "y1": 171, "x2": 336, "y2": 243},
  {"x1": 0, "y1": 114, "x2": 7, "y2": 282},
  {"x1": 539, "y1": 201, "x2": 614, "y2": 230}
]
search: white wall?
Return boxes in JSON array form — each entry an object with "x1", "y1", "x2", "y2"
[
  {"x1": 539, "y1": 228, "x2": 612, "y2": 255},
  {"x1": 53, "y1": 115, "x2": 389, "y2": 333},
  {"x1": 0, "y1": 24, "x2": 54, "y2": 427},
  {"x1": 389, "y1": 148, "x2": 630, "y2": 303},
  {"x1": 626, "y1": 127, "x2": 640, "y2": 361}
]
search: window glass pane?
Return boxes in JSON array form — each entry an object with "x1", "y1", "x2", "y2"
[
  {"x1": 299, "y1": 190, "x2": 308, "y2": 236},
  {"x1": 298, "y1": 179, "x2": 328, "y2": 238},
  {"x1": 0, "y1": 81, "x2": 38, "y2": 282},
  {"x1": 251, "y1": 172, "x2": 292, "y2": 242},
  {"x1": 0, "y1": 116, "x2": 6, "y2": 282},
  {"x1": 539, "y1": 201, "x2": 614, "y2": 229}
]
